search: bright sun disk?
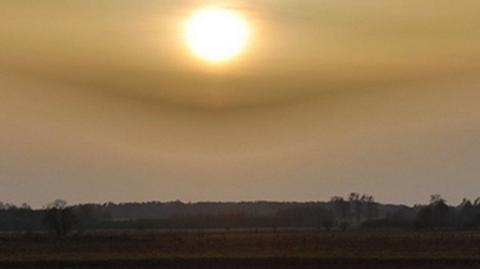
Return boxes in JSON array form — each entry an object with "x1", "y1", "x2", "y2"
[{"x1": 185, "y1": 7, "x2": 250, "y2": 63}]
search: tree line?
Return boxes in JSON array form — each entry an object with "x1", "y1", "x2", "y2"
[{"x1": 0, "y1": 194, "x2": 480, "y2": 236}]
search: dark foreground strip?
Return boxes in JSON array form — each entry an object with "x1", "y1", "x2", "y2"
[{"x1": 1, "y1": 257, "x2": 480, "y2": 269}]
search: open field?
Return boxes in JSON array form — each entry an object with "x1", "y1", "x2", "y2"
[{"x1": 1, "y1": 230, "x2": 480, "y2": 268}]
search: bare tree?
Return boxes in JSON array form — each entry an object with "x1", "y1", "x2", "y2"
[
  {"x1": 430, "y1": 194, "x2": 446, "y2": 205},
  {"x1": 474, "y1": 197, "x2": 480, "y2": 206},
  {"x1": 362, "y1": 195, "x2": 378, "y2": 221},
  {"x1": 331, "y1": 196, "x2": 350, "y2": 223},
  {"x1": 349, "y1": 193, "x2": 363, "y2": 224},
  {"x1": 43, "y1": 199, "x2": 77, "y2": 237},
  {"x1": 458, "y1": 198, "x2": 474, "y2": 228}
]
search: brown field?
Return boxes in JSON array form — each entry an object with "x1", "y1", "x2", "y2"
[{"x1": 1, "y1": 230, "x2": 480, "y2": 268}]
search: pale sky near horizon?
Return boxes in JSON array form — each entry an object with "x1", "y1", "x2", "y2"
[{"x1": 1, "y1": 1, "x2": 480, "y2": 207}]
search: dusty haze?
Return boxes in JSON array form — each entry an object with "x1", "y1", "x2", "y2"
[{"x1": 1, "y1": 0, "x2": 480, "y2": 207}]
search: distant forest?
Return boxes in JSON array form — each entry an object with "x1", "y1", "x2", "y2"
[{"x1": 1, "y1": 193, "x2": 480, "y2": 236}]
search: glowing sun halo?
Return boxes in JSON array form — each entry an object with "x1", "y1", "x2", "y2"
[{"x1": 185, "y1": 7, "x2": 250, "y2": 63}]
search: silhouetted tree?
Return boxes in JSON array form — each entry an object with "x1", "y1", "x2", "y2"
[
  {"x1": 74, "y1": 204, "x2": 112, "y2": 231},
  {"x1": 349, "y1": 193, "x2": 363, "y2": 224},
  {"x1": 430, "y1": 194, "x2": 445, "y2": 205},
  {"x1": 362, "y1": 195, "x2": 379, "y2": 221},
  {"x1": 43, "y1": 199, "x2": 77, "y2": 237},
  {"x1": 475, "y1": 197, "x2": 480, "y2": 206},
  {"x1": 331, "y1": 196, "x2": 350, "y2": 223},
  {"x1": 275, "y1": 206, "x2": 334, "y2": 228},
  {"x1": 416, "y1": 195, "x2": 452, "y2": 229},
  {"x1": 456, "y1": 198, "x2": 474, "y2": 228},
  {"x1": 1, "y1": 196, "x2": 479, "y2": 232}
]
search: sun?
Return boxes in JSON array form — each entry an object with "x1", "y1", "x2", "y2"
[{"x1": 184, "y1": 7, "x2": 250, "y2": 63}]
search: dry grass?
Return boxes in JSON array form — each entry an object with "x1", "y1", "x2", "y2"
[{"x1": 1, "y1": 230, "x2": 480, "y2": 268}]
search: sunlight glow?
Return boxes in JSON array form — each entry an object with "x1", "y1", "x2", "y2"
[{"x1": 185, "y1": 7, "x2": 250, "y2": 63}]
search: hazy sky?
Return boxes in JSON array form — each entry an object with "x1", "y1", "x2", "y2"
[{"x1": 1, "y1": 1, "x2": 480, "y2": 207}]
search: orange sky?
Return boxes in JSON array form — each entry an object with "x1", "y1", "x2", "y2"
[{"x1": 1, "y1": 1, "x2": 480, "y2": 207}]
